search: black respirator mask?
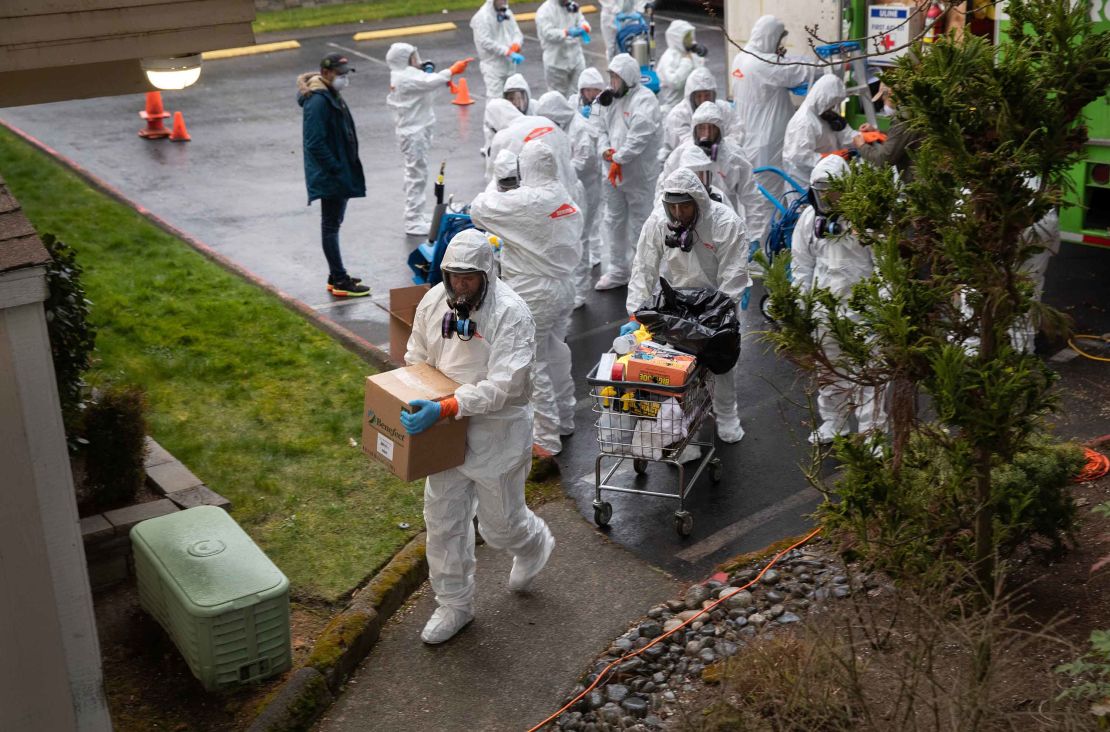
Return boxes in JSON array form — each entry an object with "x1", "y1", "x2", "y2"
[
  {"x1": 562, "y1": 0, "x2": 580, "y2": 11},
  {"x1": 686, "y1": 42, "x2": 708, "y2": 57},
  {"x1": 663, "y1": 202, "x2": 699, "y2": 252},
  {"x1": 695, "y1": 138, "x2": 719, "y2": 162},
  {"x1": 814, "y1": 215, "x2": 847, "y2": 239},
  {"x1": 442, "y1": 302, "x2": 478, "y2": 340},
  {"x1": 819, "y1": 109, "x2": 847, "y2": 132},
  {"x1": 421, "y1": 60, "x2": 436, "y2": 73},
  {"x1": 495, "y1": 2, "x2": 510, "y2": 22}
]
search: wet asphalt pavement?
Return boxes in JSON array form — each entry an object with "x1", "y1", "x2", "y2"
[{"x1": 3, "y1": 10, "x2": 1105, "y2": 581}]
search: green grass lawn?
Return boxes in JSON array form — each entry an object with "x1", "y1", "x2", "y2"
[
  {"x1": 0, "y1": 127, "x2": 426, "y2": 603},
  {"x1": 253, "y1": 0, "x2": 483, "y2": 34}
]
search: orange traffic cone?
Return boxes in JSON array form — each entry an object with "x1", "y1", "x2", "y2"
[
  {"x1": 451, "y1": 77, "x2": 474, "y2": 106},
  {"x1": 138, "y1": 91, "x2": 171, "y2": 139},
  {"x1": 169, "y1": 111, "x2": 191, "y2": 142}
]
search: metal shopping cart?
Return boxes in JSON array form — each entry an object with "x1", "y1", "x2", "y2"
[{"x1": 587, "y1": 361, "x2": 721, "y2": 537}]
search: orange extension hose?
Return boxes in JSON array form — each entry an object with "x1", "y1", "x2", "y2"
[{"x1": 526, "y1": 527, "x2": 823, "y2": 731}]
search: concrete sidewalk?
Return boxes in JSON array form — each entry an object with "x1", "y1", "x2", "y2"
[{"x1": 315, "y1": 500, "x2": 682, "y2": 732}]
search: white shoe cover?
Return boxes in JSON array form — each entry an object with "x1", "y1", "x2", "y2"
[
  {"x1": 593, "y1": 273, "x2": 628, "y2": 291},
  {"x1": 716, "y1": 413, "x2": 745, "y2": 443},
  {"x1": 808, "y1": 422, "x2": 844, "y2": 446},
  {"x1": 405, "y1": 217, "x2": 433, "y2": 236},
  {"x1": 420, "y1": 605, "x2": 474, "y2": 644},
  {"x1": 677, "y1": 444, "x2": 703, "y2": 464},
  {"x1": 509, "y1": 527, "x2": 555, "y2": 592}
]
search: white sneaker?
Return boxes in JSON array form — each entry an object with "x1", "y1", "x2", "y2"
[
  {"x1": 405, "y1": 218, "x2": 433, "y2": 237},
  {"x1": 420, "y1": 605, "x2": 474, "y2": 644},
  {"x1": 677, "y1": 444, "x2": 702, "y2": 463},
  {"x1": 716, "y1": 413, "x2": 745, "y2": 443},
  {"x1": 509, "y1": 527, "x2": 555, "y2": 592},
  {"x1": 594, "y1": 273, "x2": 628, "y2": 291},
  {"x1": 807, "y1": 423, "x2": 844, "y2": 446}
]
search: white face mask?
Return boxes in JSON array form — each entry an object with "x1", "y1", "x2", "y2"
[{"x1": 331, "y1": 74, "x2": 350, "y2": 91}]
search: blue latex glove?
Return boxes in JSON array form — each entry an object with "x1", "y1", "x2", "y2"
[
  {"x1": 580, "y1": 104, "x2": 591, "y2": 119},
  {"x1": 615, "y1": 12, "x2": 638, "y2": 24},
  {"x1": 740, "y1": 287, "x2": 751, "y2": 311},
  {"x1": 400, "y1": 399, "x2": 441, "y2": 435},
  {"x1": 510, "y1": 52, "x2": 525, "y2": 64},
  {"x1": 789, "y1": 83, "x2": 810, "y2": 96},
  {"x1": 619, "y1": 320, "x2": 639, "y2": 336},
  {"x1": 581, "y1": 31, "x2": 591, "y2": 44},
  {"x1": 567, "y1": 26, "x2": 584, "y2": 38}
]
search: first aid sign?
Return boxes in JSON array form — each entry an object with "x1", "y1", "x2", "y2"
[{"x1": 868, "y1": 5, "x2": 911, "y2": 66}]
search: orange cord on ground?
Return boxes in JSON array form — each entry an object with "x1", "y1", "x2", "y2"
[
  {"x1": 526, "y1": 527, "x2": 823, "y2": 732},
  {"x1": 1075, "y1": 447, "x2": 1110, "y2": 483}
]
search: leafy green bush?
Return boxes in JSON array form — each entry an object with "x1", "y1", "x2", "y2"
[
  {"x1": 1057, "y1": 630, "x2": 1110, "y2": 720},
  {"x1": 42, "y1": 233, "x2": 96, "y2": 447},
  {"x1": 821, "y1": 437, "x2": 1085, "y2": 583},
  {"x1": 83, "y1": 384, "x2": 147, "y2": 510}
]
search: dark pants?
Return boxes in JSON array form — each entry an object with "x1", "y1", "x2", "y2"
[{"x1": 320, "y1": 196, "x2": 348, "y2": 280}]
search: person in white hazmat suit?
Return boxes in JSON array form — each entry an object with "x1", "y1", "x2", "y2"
[
  {"x1": 626, "y1": 167, "x2": 752, "y2": 447},
  {"x1": 487, "y1": 148, "x2": 521, "y2": 192},
  {"x1": 486, "y1": 109, "x2": 581, "y2": 207},
  {"x1": 386, "y1": 43, "x2": 473, "y2": 236},
  {"x1": 729, "y1": 15, "x2": 818, "y2": 171},
  {"x1": 790, "y1": 155, "x2": 885, "y2": 445},
  {"x1": 571, "y1": 68, "x2": 608, "y2": 274},
  {"x1": 482, "y1": 98, "x2": 524, "y2": 162},
  {"x1": 658, "y1": 102, "x2": 767, "y2": 246},
  {"x1": 1011, "y1": 208, "x2": 1060, "y2": 354},
  {"x1": 402, "y1": 229, "x2": 555, "y2": 645},
  {"x1": 470, "y1": 0, "x2": 525, "y2": 99},
  {"x1": 656, "y1": 20, "x2": 707, "y2": 113},
  {"x1": 534, "y1": 0, "x2": 591, "y2": 97},
  {"x1": 503, "y1": 73, "x2": 536, "y2": 115},
  {"x1": 535, "y1": 91, "x2": 594, "y2": 308},
  {"x1": 470, "y1": 141, "x2": 583, "y2": 455},
  {"x1": 595, "y1": 53, "x2": 663, "y2": 290},
  {"x1": 659, "y1": 67, "x2": 736, "y2": 165},
  {"x1": 782, "y1": 74, "x2": 858, "y2": 188},
  {"x1": 599, "y1": 0, "x2": 647, "y2": 60}
]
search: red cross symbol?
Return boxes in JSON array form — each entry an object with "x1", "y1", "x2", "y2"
[{"x1": 880, "y1": 34, "x2": 895, "y2": 51}]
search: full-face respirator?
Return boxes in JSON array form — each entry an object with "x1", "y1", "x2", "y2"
[
  {"x1": 819, "y1": 109, "x2": 848, "y2": 132},
  {"x1": 442, "y1": 303, "x2": 478, "y2": 340}
]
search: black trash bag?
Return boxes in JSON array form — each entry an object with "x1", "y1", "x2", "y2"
[{"x1": 633, "y1": 278, "x2": 741, "y2": 374}]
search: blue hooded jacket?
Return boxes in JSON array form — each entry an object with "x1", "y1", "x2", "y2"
[{"x1": 297, "y1": 72, "x2": 366, "y2": 203}]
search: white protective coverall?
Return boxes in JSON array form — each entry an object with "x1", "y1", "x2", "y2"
[
  {"x1": 658, "y1": 102, "x2": 768, "y2": 245},
  {"x1": 503, "y1": 73, "x2": 537, "y2": 116},
  {"x1": 627, "y1": 167, "x2": 752, "y2": 442},
  {"x1": 1013, "y1": 208, "x2": 1060, "y2": 354},
  {"x1": 485, "y1": 148, "x2": 520, "y2": 193},
  {"x1": 482, "y1": 98, "x2": 524, "y2": 162},
  {"x1": 571, "y1": 67, "x2": 608, "y2": 274},
  {"x1": 470, "y1": 0, "x2": 525, "y2": 99},
  {"x1": 659, "y1": 67, "x2": 736, "y2": 165},
  {"x1": 405, "y1": 229, "x2": 554, "y2": 639},
  {"x1": 487, "y1": 113, "x2": 582, "y2": 206},
  {"x1": 729, "y1": 15, "x2": 818, "y2": 170},
  {"x1": 656, "y1": 20, "x2": 705, "y2": 113},
  {"x1": 596, "y1": 53, "x2": 663, "y2": 288},
  {"x1": 470, "y1": 141, "x2": 584, "y2": 453},
  {"x1": 386, "y1": 43, "x2": 454, "y2": 234},
  {"x1": 790, "y1": 155, "x2": 884, "y2": 443},
  {"x1": 534, "y1": 0, "x2": 589, "y2": 97},
  {"x1": 535, "y1": 91, "x2": 594, "y2": 307},
  {"x1": 782, "y1": 74, "x2": 856, "y2": 188},
  {"x1": 599, "y1": 0, "x2": 647, "y2": 59}
]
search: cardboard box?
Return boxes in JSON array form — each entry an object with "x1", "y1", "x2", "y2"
[
  {"x1": 625, "y1": 341, "x2": 696, "y2": 394},
  {"x1": 389, "y1": 285, "x2": 430, "y2": 366},
  {"x1": 362, "y1": 363, "x2": 468, "y2": 482}
]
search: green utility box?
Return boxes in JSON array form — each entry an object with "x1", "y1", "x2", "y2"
[{"x1": 131, "y1": 505, "x2": 291, "y2": 691}]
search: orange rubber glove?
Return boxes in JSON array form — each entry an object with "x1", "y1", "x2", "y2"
[
  {"x1": 602, "y1": 148, "x2": 616, "y2": 163},
  {"x1": 439, "y1": 396, "x2": 459, "y2": 420},
  {"x1": 448, "y1": 79, "x2": 459, "y2": 94},
  {"x1": 860, "y1": 130, "x2": 888, "y2": 144},
  {"x1": 507, "y1": 42, "x2": 522, "y2": 56},
  {"x1": 821, "y1": 148, "x2": 853, "y2": 160},
  {"x1": 607, "y1": 161, "x2": 623, "y2": 186},
  {"x1": 581, "y1": 20, "x2": 592, "y2": 33},
  {"x1": 449, "y1": 57, "x2": 474, "y2": 76}
]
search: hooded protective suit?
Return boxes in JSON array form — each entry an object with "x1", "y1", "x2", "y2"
[
  {"x1": 627, "y1": 168, "x2": 752, "y2": 442},
  {"x1": 405, "y1": 228, "x2": 553, "y2": 626},
  {"x1": 599, "y1": 0, "x2": 647, "y2": 59},
  {"x1": 571, "y1": 67, "x2": 608, "y2": 282},
  {"x1": 486, "y1": 148, "x2": 520, "y2": 193},
  {"x1": 470, "y1": 0, "x2": 525, "y2": 98},
  {"x1": 1012, "y1": 208, "x2": 1060, "y2": 354},
  {"x1": 536, "y1": 91, "x2": 594, "y2": 307},
  {"x1": 656, "y1": 20, "x2": 706, "y2": 113},
  {"x1": 729, "y1": 15, "x2": 818, "y2": 170},
  {"x1": 535, "y1": 0, "x2": 588, "y2": 97},
  {"x1": 482, "y1": 98, "x2": 524, "y2": 159},
  {"x1": 470, "y1": 141, "x2": 583, "y2": 453},
  {"x1": 386, "y1": 42, "x2": 454, "y2": 233},
  {"x1": 596, "y1": 53, "x2": 663, "y2": 287},
  {"x1": 658, "y1": 67, "x2": 737, "y2": 164},
  {"x1": 782, "y1": 74, "x2": 855, "y2": 187},
  {"x1": 790, "y1": 155, "x2": 883, "y2": 442},
  {"x1": 487, "y1": 113, "x2": 582, "y2": 206},
  {"x1": 503, "y1": 73, "x2": 536, "y2": 115},
  {"x1": 658, "y1": 102, "x2": 767, "y2": 244}
]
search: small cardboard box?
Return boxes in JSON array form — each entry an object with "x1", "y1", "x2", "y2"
[
  {"x1": 625, "y1": 341, "x2": 697, "y2": 393},
  {"x1": 362, "y1": 363, "x2": 468, "y2": 482},
  {"x1": 389, "y1": 285, "x2": 430, "y2": 366}
]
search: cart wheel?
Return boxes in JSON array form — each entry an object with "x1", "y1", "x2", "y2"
[
  {"x1": 633, "y1": 458, "x2": 648, "y2": 475},
  {"x1": 674, "y1": 511, "x2": 694, "y2": 537},
  {"x1": 760, "y1": 293, "x2": 774, "y2": 322},
  {"x1": 593, "y1": 501, "x2": 613, "y2": 528},
  {"x1": 710, "y1": 458, "x2": 723, "y2": 483}
]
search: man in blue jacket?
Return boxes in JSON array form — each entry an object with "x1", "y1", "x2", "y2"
[{"x1": 297, "y1": 52, "x2": 370, "y2": 297}]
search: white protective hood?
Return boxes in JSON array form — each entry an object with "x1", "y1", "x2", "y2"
[
  {"x1": 810, "y1": 152, "x2": 849, "y2": 186},
  {"x1": 609, "y1": 53, "x2": 641, "y2": 87},
  {"x1": 664, "y1": 19, "x2": 695, "y2": 51},
  {"x1": 800, "y1": 74, "x2": 847, "y2": 115},
  {"x1": 690, "y1": 101, "x2": 725, "y2": 142},
  {"x1": 578, "y1": 66, "x2": 606, "y2": 91},
  {"x1": 747, "y1": 15, "x2": 786, "y2": 55},
  {"x1": 683, "y1": 67, "x2": 717, "y2": 109},
  {"x1": 386, "y1": 42, "x2": 415, "y2": 72},
  {"x1": 535, "y1": 90, "x2": 576, "y2": 129},
  {"x1": 485, "y1": 98, "x2": 524, "y2": 134},
  {"x1": 492, "y1": 149, "x2": 520, "y2": 181}
]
